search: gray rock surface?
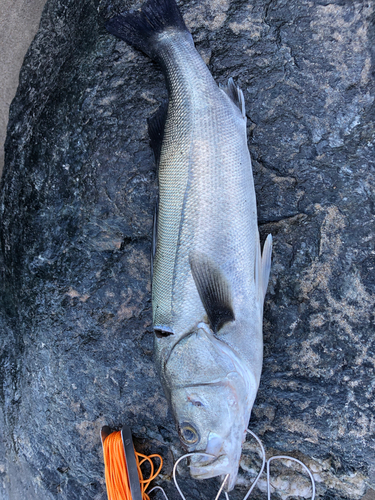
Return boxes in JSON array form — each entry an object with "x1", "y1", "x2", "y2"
[
  {"x1": 0, "y1": 0, "x2": 47, "y2": 177},
  {"x1": 0, "y1": 0, "x2": 374, "y2": 499}
]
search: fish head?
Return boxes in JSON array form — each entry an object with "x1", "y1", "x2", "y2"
[
  {"x1": 165, "y1": 324, "x2": 258, "y2": 491},
  {"x1": 171, "y1": 379, "x2": 250, "y2": 490}
]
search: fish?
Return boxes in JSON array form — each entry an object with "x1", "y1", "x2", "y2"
[{"x1": 106, "y1": 0, "x2": 272, "y2": 491}]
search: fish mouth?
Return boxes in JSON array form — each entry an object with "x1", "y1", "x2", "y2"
[{"x1": 189, "y1": 454, "x2": 238, "y2": 491}]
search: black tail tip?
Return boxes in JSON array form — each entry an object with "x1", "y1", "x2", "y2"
[{"x1": 106, "y1": 0, "x2": 189, "y2": 57}]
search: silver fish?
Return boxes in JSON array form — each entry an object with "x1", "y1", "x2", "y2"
[{"x1": 107, "y1": 0, "x2": 272, "y2": 491}]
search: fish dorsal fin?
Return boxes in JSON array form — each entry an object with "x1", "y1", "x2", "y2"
[
  {"x1": 255, "y1": 233, "x2": 272, "y2": 303},
  {"x1": 147, "y1": 100, "x2": 168, "y2": 168},
  {"x1": 189, "y1": 251, "x2": 235, "y2": 333},
  {"x1": 220, "y1": 77, "x2": 246, "y2": 119}
]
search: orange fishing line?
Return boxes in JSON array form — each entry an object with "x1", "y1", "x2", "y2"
[{"x1": 103, "y1": 431, "x2": 163, "y2": 500}]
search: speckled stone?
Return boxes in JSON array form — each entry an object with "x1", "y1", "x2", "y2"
[{"x1": 0, "y1": 0, "x2": 374, "y2": 499}]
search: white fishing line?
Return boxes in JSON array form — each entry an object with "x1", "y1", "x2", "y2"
[
  {"x1": 152, "y1": 431, "x2": 316, "y2": 500},
  {"x1": 173, "y1": 452, "x2": 216, "y2": 500},
  {"x1": 149, "y1": 485, "x2": 170, "y2": 500},
  {"x1": 266, "y1": 455, "x2": 316, "y2": 500},
  {"x1": 242, "y1": 429, "x2": 266, "y2": 500},
  {"x1": 214, "y1": 474, "x2": 229, "y2": 500}
]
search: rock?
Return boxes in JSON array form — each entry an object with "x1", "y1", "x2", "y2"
[
  {"x1": 0, "y1": 0, "x2": 47, "y2": 176},
  {"x1": 0, "y1": 0, "x2": 374, "y2": 499}
]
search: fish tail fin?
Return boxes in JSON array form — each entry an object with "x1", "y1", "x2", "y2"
[{"x1": 106, "y1": 0, "x2": 191, "y2": 58}]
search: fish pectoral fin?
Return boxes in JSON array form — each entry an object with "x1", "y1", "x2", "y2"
[
  {"x1": 189, "y1": 251, "x2": 235, "y2": 334},
  {"x1": 220, "y1": 77, "x2": 246, "y2": 119},
  {"x1": 255, "y1": 233, "x2": 272, "y2": 303},
  {"x1": 147, "y1": 100, "x2": 168, "y2": 168},
  {"x1": 154, "y1": 325, "x2": 174, "y2": 338}
]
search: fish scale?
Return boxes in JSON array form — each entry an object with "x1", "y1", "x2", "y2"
[
  {"x1": 106, "y1": 0, "x2": 272, "y2": 491},
  {"x1": 154, "y1": 35, "x2": 258, "y2": 338}
]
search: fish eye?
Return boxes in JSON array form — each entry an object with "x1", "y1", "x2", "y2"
[{"x1": 178, "y1": 423, "x2": 199, "y2": 445}]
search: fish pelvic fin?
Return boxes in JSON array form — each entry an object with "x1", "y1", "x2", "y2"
[
  {"x1": 220, "y1": 77, "x2": 246, "y2": 119},
  {"x1": 255, "y1": 233, "x2": 272, "y2": 304},
  {"x1": 106, "y1": 0, "x2": 191, "y2": 59},
  {"x1": 189, "y1": 252, "x2": 235, "y2": 334}
]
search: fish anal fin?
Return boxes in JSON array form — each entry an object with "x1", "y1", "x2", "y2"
[
  {"x1": 189, "y1": 252, "x2": 235, "y2": 333},
  {"x1": 148, "y1": 100, "x2": 168, "y2": 168},
  {"x1": 220, "y1": 77, "x2": 246, "y2": 119}
]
